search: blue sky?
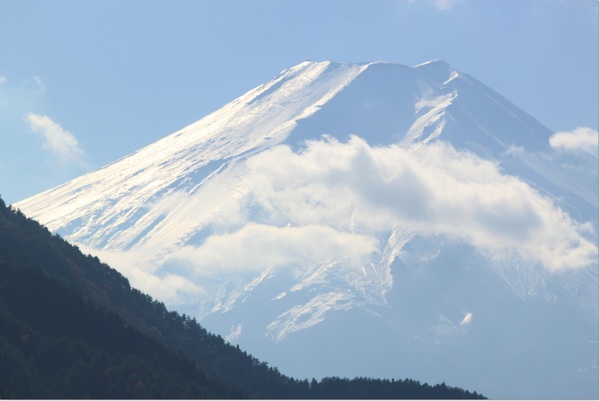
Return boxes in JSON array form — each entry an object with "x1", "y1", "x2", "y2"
[{"x1": 0, "y1": 0, "x2": 598, "y2": 204}]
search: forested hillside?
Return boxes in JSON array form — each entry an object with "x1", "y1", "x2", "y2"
[
  {"x1": 0, "y1": 196, "x2": 485, "y2": 399},
  {"x1": 0, "y1": 248, "x2": 237, "y2": 398}
]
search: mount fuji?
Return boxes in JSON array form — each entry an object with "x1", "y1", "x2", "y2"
[{"x1": 15, "y1": 60, "x2": 598, "y2": 399}]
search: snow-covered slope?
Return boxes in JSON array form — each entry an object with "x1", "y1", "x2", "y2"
[{"x1": 15, "y1": 60, "x2": 598, "y2": 399}]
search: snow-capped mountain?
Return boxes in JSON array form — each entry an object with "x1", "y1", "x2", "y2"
[{"x1": 16, "y1": 60, "x2": 598, "y2": 399}]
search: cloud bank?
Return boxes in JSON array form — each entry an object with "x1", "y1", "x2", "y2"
[
  {"x1": 227, "y1": 137, "x2": 597, "y2": 270},
  {"x1": 227, "y1": 136, "x2": 595, "y2": 271},
  {"x1": 25, "y1": 113, "x2": 85, "y2": 164},
  {"x1": 91, "y1": 135, "x2": 597, "y2": 304}
]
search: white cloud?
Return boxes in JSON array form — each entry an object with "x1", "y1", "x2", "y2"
[
  {"x1": 236, "y1": 136, "x2": 597, "y2": 271},
  {"x1": 171, "y1": 223, "x2": 379, "y2": 275},
  {"x1": 0, "y1": 76, "x2": 6, "y2": 85},
  {"x1": 24, "y1": 113, "x2": 85, "y2": 164},
  {"x1": 549, "y1": 127, "x2": 599, "y2": 154}
]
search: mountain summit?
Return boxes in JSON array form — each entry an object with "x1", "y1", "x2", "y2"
[{"x1": 15, "y1": 60, "x2": 598, "y2": 399}]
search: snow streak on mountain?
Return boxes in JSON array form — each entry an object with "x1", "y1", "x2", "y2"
[{"x1": 16, "y1": 60, "x2": 598, "y2": 399}]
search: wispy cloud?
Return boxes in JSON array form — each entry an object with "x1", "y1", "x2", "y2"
[
  {"x1": 0, "y1": 75, "x2": 48, "y2": 113},
  {"x1": 402, "y1": 0, "x2": 464, "y2": 12},
  {"x1": 549, "y1": 127, "x2": 598, "y2": 155},
  {"x1": 430, "y1": 0, "x2": 464, "y2": 11},
  {"x1": 16, "y1": 76, "x2": 46, "y2": 98},
  {"x1": 24, "y1": 113, "x2": 85, "y2": 164},
  {"x1": 29, "y1": 76, "x2": 45, "y2": 94}
]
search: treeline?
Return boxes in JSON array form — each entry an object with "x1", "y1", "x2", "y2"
[
  {"x1": 0, "y1": 196, "x2": 485, "y2": 399},
  {"x1": 307, "y1": 377, "x2": 483, "y2": 399}
]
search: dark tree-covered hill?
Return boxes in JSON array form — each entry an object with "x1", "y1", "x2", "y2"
[
  {"x1": 0, "y1": 195, "x2": 485, "y2": 399},
  {"x1": 0, "y1": 248, "x2": 238, "y2": 398}
]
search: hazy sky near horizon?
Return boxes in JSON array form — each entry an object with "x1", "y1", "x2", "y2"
[{"x1": 0, "y1": 0, "x2": 598, "y2": 204}]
